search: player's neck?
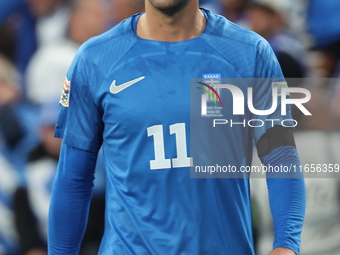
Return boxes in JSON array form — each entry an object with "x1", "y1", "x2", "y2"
[{"x1": 137, "y1": 2, "x2": 206, "y2": 42}]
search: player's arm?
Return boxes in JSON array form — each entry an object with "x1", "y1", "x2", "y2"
[
  {"x1": 253, "y1": 39, "x2": 306, "y2": 255},
  {"x1": 257, "y1": 127, "x2": 306, "y2": 255},
  {"x1": 48, "y1": 142, "x2": 98, "y2": 254},
  {"x1": 48, "y1": 43, "x2": 104, "y2": 254}
]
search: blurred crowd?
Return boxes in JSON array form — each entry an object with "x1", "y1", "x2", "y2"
[{"x1": 0, "y1": 0, "x2": 339, "y2": 255}]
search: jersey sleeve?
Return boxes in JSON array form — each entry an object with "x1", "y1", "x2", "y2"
[
  {"x1": 54, "y1": 46, "x2": 103, "y2": 153},
  {"x1": 251, "y1": 38, "x2": 293, "y2": 145}
]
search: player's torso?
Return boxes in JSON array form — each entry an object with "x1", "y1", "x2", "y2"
[
  {"x1": 95, "y1": 39, "x2": 253, "y2": 176},
  {"x1": 93, "y1": 40, "x2": 254, "y2": 254}
]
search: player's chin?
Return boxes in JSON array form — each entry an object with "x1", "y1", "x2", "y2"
[{"x1": 148, "y1": 0, "x2": 190, "y2": 15}]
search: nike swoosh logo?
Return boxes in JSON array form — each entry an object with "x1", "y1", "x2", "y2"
[{"x1": 110, "y1": 76, "x2": 145, "y2": 94}]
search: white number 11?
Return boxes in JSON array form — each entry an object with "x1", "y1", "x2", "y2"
[{"x1": 147, "y1": 123, "x2": 193, "y2": 170}]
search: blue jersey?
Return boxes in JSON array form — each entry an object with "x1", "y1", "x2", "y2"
[{"x1": 55, "y1": 9, "x2": 288, "y2": 255}]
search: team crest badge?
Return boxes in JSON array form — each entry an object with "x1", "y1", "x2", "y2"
[
  {"x1": 199, "y1": 73, "x2": 223, "y2": 117},
  {"x1": 272, "y1": 81, "x2": 289, "y2": 96},
  {"x1": 60, "y1": 77, "x2": 70, "y2": 107}
]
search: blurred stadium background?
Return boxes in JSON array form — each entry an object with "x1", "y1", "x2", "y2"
[{"x1": 0, "y1": 0, "x2": 339, "y2": 254}]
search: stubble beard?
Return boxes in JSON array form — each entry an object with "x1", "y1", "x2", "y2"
[{"x1": 147, "y1": 0, "x2": 191, "y2": 16}]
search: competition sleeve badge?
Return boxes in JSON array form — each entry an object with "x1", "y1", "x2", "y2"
[{"x1": 60, "y1": 77, "x2": 70, "y2": 107}]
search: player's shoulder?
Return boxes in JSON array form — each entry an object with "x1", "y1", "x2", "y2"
[
  {"x1": 76, "y1": 15, "x2": 138, "y2": 60},
  {"x1": 203, "y1": 9, "x2": 271, "y2": 53},
  {"x1": 65, "y1": 15, "x2": 139, "y2": 86},
  {"x1": 202, "y1": 9, "x2": 276, "y2": 77}
]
